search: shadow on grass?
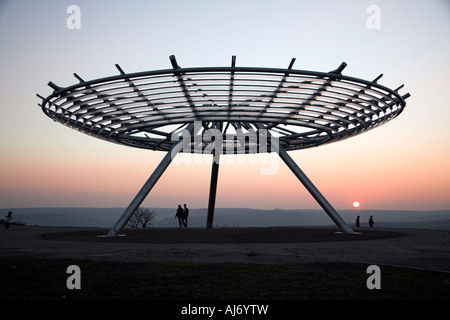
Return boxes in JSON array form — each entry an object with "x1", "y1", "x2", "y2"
[{"x1": 40, "y1": 227, "x2": 407, "y2": 244}]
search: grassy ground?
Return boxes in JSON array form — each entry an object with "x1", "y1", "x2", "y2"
[{"x1": 1, "y1": 256, "x2": 448, "y2": 300}]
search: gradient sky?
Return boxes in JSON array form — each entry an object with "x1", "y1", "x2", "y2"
[{"x1": 0, "y1": 0, "x2": 449, "y2": 211}]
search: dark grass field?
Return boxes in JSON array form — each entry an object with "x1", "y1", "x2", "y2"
[{"x1": 1, "y1": 255, "x2": 448, "y2": 301}]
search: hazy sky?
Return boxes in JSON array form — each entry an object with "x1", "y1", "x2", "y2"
[{"x1": 0, "y1": 0, "x2": 449, "y2": 211}]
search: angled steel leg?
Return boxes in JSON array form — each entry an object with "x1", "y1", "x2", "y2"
[
  {"x1": 106, "y1": 124, "x2": 193, "y2": 237},
  {"x1": 254, "y1": 122, "x2": 352, "y2": 233},
  {"x1": 206, "y1": 155, "x2": 220, "y2": 229},
  {"x1": 278, "y1": 146, "x2": 354, "y2": 234}
]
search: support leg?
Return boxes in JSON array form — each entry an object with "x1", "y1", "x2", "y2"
[
  {"x1": 206, "y1": 156, "x2": 220, "y2": 229},
  {"x1": 278, "y1": 146, "x2": 354, "y2": 234},
  {"x1": 106, "y1": 124, "x2": 193, "y2": 237}
]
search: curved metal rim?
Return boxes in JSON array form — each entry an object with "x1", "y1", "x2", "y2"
[{"x1": 38, "y1": 58, "x2": 409, "y2": 153}]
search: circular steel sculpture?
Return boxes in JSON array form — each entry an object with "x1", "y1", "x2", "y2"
[{"x1": 38, "y1": 56, "x2": 409, "y2": 236}]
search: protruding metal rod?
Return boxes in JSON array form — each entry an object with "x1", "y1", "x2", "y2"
[
  {"x1": 115, "y1": 64, "x2": 125, "y2": 75},
  {"x1": 106, "y1": 123, "x2": 193, "y2": 237},
  {"x1": 402, "y1": 92, "x2": 411, "y2": 100},
  {"x1": 228, "y1": 57, "x2": 236, "y2": 116},
  {"x1": 257, "y1": 58, "x2": 296, "y2": 119},
  {"x1": 170, "y1": 55, "x2": 180, "y2": 69},
  {"x1": 48, "y1": 81, "x2": 61, "y2": 91},
  {"x1": 372, "y1": 74, "x2": 383, "y2": 83},
  {"x1": 169, "y1": 55, "x2": 200, "y2": 119},
  {"x1": 277, "y1": 146, "x2": 354, "y2": 234},
  {"x1": 206, "y1": 155, "x2": 220, "y2": 229},
  {"x1": 288, "y1": 58, "x2": 296, "y2": 70},
  {"x1": 330, "y1": 62, "x2": 347, "y2": 75}
]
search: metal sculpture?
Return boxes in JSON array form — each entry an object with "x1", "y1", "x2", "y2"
[{"x1": 38, "y1": 55, "x2": 409, "y2": 236}]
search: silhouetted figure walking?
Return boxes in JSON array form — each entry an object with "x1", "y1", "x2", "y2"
[
  {"x1": 182, "y1": 204, "x2": 189, "y2": 228},
  {"x1": 369, "y1": 216, "x2": 374, "y2": 228},
  {"x1": 175, "y1": 204, "x2": 183, "y2": 228},
  {"x1": 4, "y1": 211, "x2": 12, "y2": 229},
  {"x1": 356, "y1": 216, "x2": 360, "y2": 227}
]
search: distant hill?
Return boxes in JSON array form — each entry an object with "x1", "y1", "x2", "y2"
[{"x1": 1, "y1": 207, "x2": 450, "y2": 230}]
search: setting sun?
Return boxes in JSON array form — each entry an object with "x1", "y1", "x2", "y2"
[{"x1": 353, "y1": 201, "x2": 360, "y2": 208}]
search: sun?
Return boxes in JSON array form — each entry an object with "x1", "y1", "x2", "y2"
[{"x1": 353, "y1": 201, "x2": 360, "y2": 208}]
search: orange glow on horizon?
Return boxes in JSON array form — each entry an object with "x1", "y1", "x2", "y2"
[{"x1": 1, "y1": 139, "x2": 449, "y2": 210}]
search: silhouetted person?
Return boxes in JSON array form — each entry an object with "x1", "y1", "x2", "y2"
[
  {"x1": 175, "y1": 204, "x2": 183, "y2": 228},
  {"x1": 356, "y1": 216, "x2": 360, "y2": 227},
  {"x1": 182, "y1": 204, "x2": 189, "y2": 228},
  {"x1": 369, "y1": 216, "x2": 374, "y2": 228},
  {"x1": 4, "y1": 211, "x2": 12, "y2": 229}
]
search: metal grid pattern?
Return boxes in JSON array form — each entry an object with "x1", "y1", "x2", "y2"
[{"x1": 39, "y1": 56, "x2": 409, "y2": 153}]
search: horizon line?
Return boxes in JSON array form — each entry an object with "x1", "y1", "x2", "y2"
[{"x1": 1, "y1": 206, "x2": 449, "y2": 212}]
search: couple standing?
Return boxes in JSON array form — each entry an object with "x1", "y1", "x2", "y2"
[
  {"x1": 175, "y1": 204, "x2": 189, "y2": 228},
  {"x1": 355, "y1": 215, "x2": 374, "y2": 228}
]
